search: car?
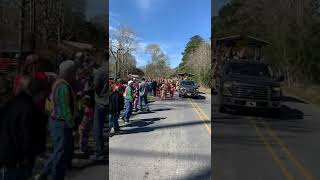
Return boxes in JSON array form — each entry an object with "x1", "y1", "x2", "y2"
[
  {"x1": 217, "y1": 60, "x2": 283, "y2": 113},
  {"x1": 178, "y1": 80, "x2": 199, "y2": 98}
]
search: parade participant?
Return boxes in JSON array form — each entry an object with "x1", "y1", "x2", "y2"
[
  {"x1": 152, "y1": 79, "x2": 157, "y2": 96},
  {"x1": 157, "y1": 80, "x2": 161, "y2": 97},
  {"x1": 39, "y1": 60, "x2": 77, "y2": 180},
  {"x1": 160, "y1": 80, "x2": 166, "y2": 100},
  {"x1": 123, "y1": 80, "x2": 134, "y2": 124},
  {"x1": 169, "y1": 80, "x2": 175, "y2": 98}
]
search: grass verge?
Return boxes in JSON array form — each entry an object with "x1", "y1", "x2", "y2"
[
  {"x1": 199, "y1": 87, "x2": 211, "y2": 95},
  {"x1": 282, "y1": 85, "x2": 320, "y2": 106}
]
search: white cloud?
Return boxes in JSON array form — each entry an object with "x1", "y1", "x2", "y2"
[
  {"x1": 135, "y1": 0, "x2": 162, "y2": 14},
  {"x1": 109, "y1": 26, "x2": 116, "y2": 32},
  {"x1": 137, "y1": 0, "x2": 151, "y2": 10}
]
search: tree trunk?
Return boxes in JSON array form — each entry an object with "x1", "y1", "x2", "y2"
[{"x1": 19, "y1": 0, "x2": 26, "y2": 64}]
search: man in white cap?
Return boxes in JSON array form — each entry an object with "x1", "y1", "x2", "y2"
[
  {"x1": 123, "y1": 80, "x2": 134, "y2": 124},
  {"x1": 37, "y1": 60, "x2": 76, "y2": 180}
]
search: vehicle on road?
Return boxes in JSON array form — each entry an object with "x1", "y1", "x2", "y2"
[
  {"x1": 214, "y1": 35, "x2": 284, "y2": 113},
  {"x1": 178, "y1": 80, "x2": 199, "y2": 98}
]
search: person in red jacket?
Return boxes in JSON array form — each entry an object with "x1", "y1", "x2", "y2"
[{"x1": 14, "y1": 54, "x2": 49, "y2": 113}]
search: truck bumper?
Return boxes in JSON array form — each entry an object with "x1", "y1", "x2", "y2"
[{"x1": 221, "y1": 97, "x2": 281, "y2": 109}]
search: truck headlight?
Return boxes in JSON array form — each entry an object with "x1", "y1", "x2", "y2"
[
  {"x1": 223, "y1": 82, "x2": 233, "y2": 96},
  {"x1": 272, "y1": 87, "x2": 281, "y2": 92},
  {"x1": 271, "y1": 86, "x2": 281, "y2": 98}
]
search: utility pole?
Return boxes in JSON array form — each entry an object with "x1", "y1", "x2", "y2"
[
  {"x1": 30, "y1": 0, "x2": 36, "y2": 50},
  {"x1": 18, "y1": 0, "x2": 26, "y2": 65}
]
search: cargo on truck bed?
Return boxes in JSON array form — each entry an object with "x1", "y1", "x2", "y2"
[{"x1": 214, "y1": 35, "x2": 284, "y2": 114}]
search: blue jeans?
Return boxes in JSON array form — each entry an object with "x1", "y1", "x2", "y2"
[
  {"x1": 42, "y1": 120, "x2": 73, "y2": 180},
  {"x1": 93, "y1": 104, "x2": 107, "y2": 157},
  {"x1": 0, "y1": 166, "x2": 32, "y2": 180},
  {"x1": 109, "y1": 113, "x2": 119, "y2": 130},
  {"x1": 139, "y1": 95, "x2": 149, "y2": 111},
  {"x1": 124, "y1": 99, "x2": 133, "y2": 122}
]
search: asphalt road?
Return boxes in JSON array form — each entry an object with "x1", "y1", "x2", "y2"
[
  {"x1": 109, "y1": 92, "x2": 211, "y2": 180},
  {"x1": 213, "y1": 94, "x2": 320, "y2": 180}
]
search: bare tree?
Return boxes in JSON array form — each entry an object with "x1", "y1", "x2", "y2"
[
  {"x1": 144, "y1": 43, "x2": 171, "y2": 78},
  {"x1": 109, "y1": 24, "x2": 138, "y2": 78},
  {"x1": 189, "y1": 41, "x2": 211, "y2": 86}
]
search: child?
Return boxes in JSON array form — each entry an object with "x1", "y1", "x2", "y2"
[{"x1": 78, "y1": 95, "x2": 94, "y2": 154}]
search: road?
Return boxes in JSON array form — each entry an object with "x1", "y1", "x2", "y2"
[
  {"x1": 213, "y1": 94, "x2": 320, "y2": 180},
  {"x1": 109, "y1": 92, "x2": 211, "y2": 180}
]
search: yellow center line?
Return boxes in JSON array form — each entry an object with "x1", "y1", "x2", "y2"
[
  {"x1": 260, "y1": 120, "x2": 315, "y2": 180},
  {"x1": 189, "y1": 99, "x2": 211, "y2": 135},
  {"x1": 191, "y1": 99, "x2": 210, "y2": 121},
  {"x1": 250, "y1": 118, "x2": 294, "y2": 180}
]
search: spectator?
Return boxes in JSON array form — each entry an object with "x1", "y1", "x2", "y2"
[
  {"x1": 38, "y1": 60, "x2": 77, "y2": 180},
  {"x1": 123, "y1": 80, "x2": 134, "y2": 124},
  {"x1": 132, "y1": 79, "x2": 139, "y2": 112},
  {"x1": 109, "y1": 84, "x2": 121, "y2": 135},
  {"x1": 92, "y1": 63, "x2": 108, "y2": 161},
  {"x1": 139, "y1": 78, "x2": 150, "y2": 112},
  {"x1": 0, "y1": 76, "x2": 47, "y2": 180}
]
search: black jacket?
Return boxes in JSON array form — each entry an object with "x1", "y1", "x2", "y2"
[
  {"x1": 0, "y1": 93, "x2": 47, "y2": 167},
  {"x1": 109, "y1": 91, "x2": 120, "y2": 114}
]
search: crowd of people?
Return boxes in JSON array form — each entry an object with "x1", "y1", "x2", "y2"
[
  {"x1": 0, "y1": 51, "x2": 108, "y2": 180},
  {"x1": 0, "y1": 49, "x2": 179, "y2": 180},
  {"x1": 108, "y1": 77, "x2": 177, "y2": 135}
]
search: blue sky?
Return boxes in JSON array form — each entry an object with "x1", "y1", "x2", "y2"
[{"x1": 109, "y1": 0, "x2": 211, "y2": 68}]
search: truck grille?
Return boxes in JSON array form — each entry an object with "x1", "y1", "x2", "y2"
[
  {"x1": 233, "y1": 85, "x2": 268, "y2": 100},
  {"x1": 187, "y1": 89, "x2": 195, "y2": 93}
]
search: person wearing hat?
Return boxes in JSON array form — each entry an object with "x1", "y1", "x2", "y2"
[
  {"x1": 123, "y1": 80, "x2": 134, "y2": 124},
  {"x1": 37, "y1": 60, "x2": 76, "y2": 180}
]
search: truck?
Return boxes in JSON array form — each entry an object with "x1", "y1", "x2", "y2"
[{"x1": 213, "y1": 35, "x2": 284, "y2": 113}]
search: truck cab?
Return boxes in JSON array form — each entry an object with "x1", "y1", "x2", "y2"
[{"x1": 213, "y1": 35, "x2": 284, "y2": 113}]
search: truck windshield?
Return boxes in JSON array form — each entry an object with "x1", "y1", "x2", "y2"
[
  {"x1": 225, "y1": 63, "x2": 271, "y2": 77},
  {"x1": 181, "y1": 81, "x2": 195, "y2": 86}
]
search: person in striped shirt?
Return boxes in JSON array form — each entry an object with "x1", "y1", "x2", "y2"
[{"x1": 38, "y1": 60, "x2": 76, "y2": 180}]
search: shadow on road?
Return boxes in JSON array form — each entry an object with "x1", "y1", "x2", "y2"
[
  {"x1": 109, "y1": 147, "x2": 210, "y2": 161},
  {"x1": 195, "y1": 95, "x2": 206, "y2": 100},
  {"x1": 150, "y1": 108, "x2": 172, "y2": 112},
  {"x1": 282, "y1": 95, "x2": 307, "y2": 104},
  {"x1": 213, "y1": 105, "x2": 304, "y2": 121},
  {"x1": 181, "y1": 166, "x2": 211, "y2": 180},
  {"x1": 116, "y1": 119, "x2": 212, "y2": 136}
]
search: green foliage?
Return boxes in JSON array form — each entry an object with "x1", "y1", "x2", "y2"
[{"x1": 181, "y1": 35, "x2": 204, "y2": 62}]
